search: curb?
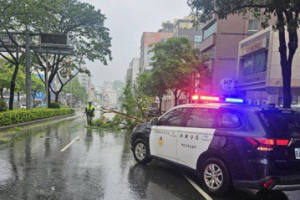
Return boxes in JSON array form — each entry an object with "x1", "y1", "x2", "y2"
[{"x1": 0, "y1": 113, "x2": 78, "y2": 132}]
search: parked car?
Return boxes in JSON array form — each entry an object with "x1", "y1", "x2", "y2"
[
  {"x1": 146, "y1": 107, "x2": 161, "y2": 118},
  {"x1": 131, "y1": 103, "x2": 300, "y2": 195}
]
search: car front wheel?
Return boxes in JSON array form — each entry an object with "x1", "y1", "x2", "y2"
[
  {"x1": 133, "y1": 139, "x2": 152, "y2": 165},
  {"x1": 199, "y1": 158, "x2": 230, "y2": 196}
]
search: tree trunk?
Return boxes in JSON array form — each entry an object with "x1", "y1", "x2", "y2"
[
  {"x1": 172, "y1": 90, "x2": 178, "y2": 106},
  {"x1": 9, "y1": 63, "x2": 19, "y2": 110},
  {"x1": 158, "y1": 96, "x2": 163, "y2": 113},
  {"x1": 55, "y1": 92, "x2": 60, "y2": 102},
  {"x1": 17, "y1": 92, "x2": 20, "y2": 102},
  {"x1": 48, "y1": 88, "x2": 51, "y2": 106},
  {"x1": 276, "y1": 10, "x2": 298, "y2": 109},
  {"x1": 0, "y1": 87, "x2": 3, "y2": 99}
]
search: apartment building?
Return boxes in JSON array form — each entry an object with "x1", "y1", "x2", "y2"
[
  {"x1": 237, "y1": 27, "x2": 300, "y2": 106},
  {"x1": 199, "y1": 15, "x2": 265, "y2": 96}
]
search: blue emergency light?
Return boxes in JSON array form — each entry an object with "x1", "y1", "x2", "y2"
[{"x1": 225, "y1": 98, "x2": 244, "y2": 104}]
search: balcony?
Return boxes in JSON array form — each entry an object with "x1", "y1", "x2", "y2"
[{"x1": 199, "y1": 33, "x2": 216, "y2": 52}]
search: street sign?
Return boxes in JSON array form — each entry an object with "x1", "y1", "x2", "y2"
[
  {"x1": 0, "y1": 34, "x2": 19, "y2": 52},
  {"x1": 40, "y1": 33, "x2": 68, "y2": 45},
  {"x1": 33, "y1": 33, "x2": 74, "y2": 55},
  {"x1": 221, "y1": 78, "x2": 235, "y2": 91}
]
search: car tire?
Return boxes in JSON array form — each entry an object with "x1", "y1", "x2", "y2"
[
  {"x1": 133, "y1": 139, "x2": 152, "y2": 165},
  {"x1": 199, "y1": 158, "x2": 230, "y2": 196}
]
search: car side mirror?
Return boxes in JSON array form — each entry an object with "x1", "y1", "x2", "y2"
[{"x1": 150, "y1": 118, "x2": 159, "y2": 126}]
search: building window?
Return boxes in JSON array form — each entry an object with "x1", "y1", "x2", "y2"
[
  {"x1": 194, "y1": 35, "x2": 202, "y2": 43},
  {"x1": 243, "y1": 51, "x2": 267, "y2": 76},
  {"x1": 203, "y1": 22, "x2": 217, "y2": 40},
  {"x1": 253, "y1": 52, "x2": 267, "y2": 73},
  {"x1": 248, "y1": 19, "x2": 259, "y2": 31},
  {"x1": 243, "y1": 56, "x2": 253, "y2": 75}
]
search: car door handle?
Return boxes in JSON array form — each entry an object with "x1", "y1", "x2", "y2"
[
  {"x1": 201, "y1": 135, "x2": 210, "y2": 141},
  {"x1": 170, "y1": 133, "x2": 177, "y2": 137}
]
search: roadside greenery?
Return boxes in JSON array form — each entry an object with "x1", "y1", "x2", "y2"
[
  {"x1": 0, "y1": 99, "x2": 7, "y2": 112},
  {"x1": 188, "y1": 0, "x2": 299, "y2": 108},
  {"x1": 0, "y1": 108, "x2": 74, "y2": 126}
]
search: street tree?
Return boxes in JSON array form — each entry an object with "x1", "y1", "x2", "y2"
[
  {"x1": 134, "y1": 73, "x2": 155, "y2": 120},
  {"x1": 149, "y1": 69, "x2": 168, "y2": 113},
  {"x1": 188, "y1": 0, "x2": 300, "y2": 108},
  {"x1": 0, "y1": 59, "x2": 11, "y2": 99},
  {"x1": 0, "y1": 0, "x2": 51, "y2": 109},
  {"x1": 33, "y1": 0, "x2": 112, "y2": 106},
  {"x1": 122, "y1": 81, "x2": 139, "y2": 129},
  {"x1": 151, "y1": 37, "x2": 196, "y2": 106}
]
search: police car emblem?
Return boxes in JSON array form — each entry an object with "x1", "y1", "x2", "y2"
[{"x1": 158, "y1": 137, "x2": 164, "y2": 147}]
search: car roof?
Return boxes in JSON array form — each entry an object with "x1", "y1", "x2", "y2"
[{"x1": 173, "y1": 103, "x2": 262, "y2": 111}]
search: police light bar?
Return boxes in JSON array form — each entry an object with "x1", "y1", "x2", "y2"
[
  {"x1": 192, "y1": 95, "x2": 199, "y2": 101},
  {"x1": 225, "y1": 98, "x2": 244, "y2": 103},
  {"x1": 200, "y1": 96, "x2": 220, "y2": 101}
]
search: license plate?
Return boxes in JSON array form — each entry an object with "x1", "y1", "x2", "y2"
[{"x1": 295, "y1": 148, "x2": 300, "y2": 159}]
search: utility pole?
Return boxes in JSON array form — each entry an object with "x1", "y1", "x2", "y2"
[
  {"x1": 45, "y1": 60, "x2": 49, "y2": 108},
  {"x1": 25, "y1": 30, "x2": 32, "y2": 109}
]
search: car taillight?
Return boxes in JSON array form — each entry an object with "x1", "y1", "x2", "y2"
[
  {"x1": 263, "y1": 178, "x2": 275, "y2": 189},
  {"x1": 245, "y1": 137, "x2": 290, "y2": 151}
]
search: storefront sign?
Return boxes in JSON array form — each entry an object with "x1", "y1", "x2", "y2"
[
  {"x1": 239, "y1": 72, "x2": 267, "y2": 85},
  {"x1": 241, "y1": 38, "x2": 267, "y2": 56}
]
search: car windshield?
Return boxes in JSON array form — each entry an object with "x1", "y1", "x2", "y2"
[{"x1": 260, "y1": 110, "x2": 300, "y2": 138}]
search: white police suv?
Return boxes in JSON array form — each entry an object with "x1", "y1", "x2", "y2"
[{"x1": 130, "y1": 102, "x2": 300, "y2": 195}]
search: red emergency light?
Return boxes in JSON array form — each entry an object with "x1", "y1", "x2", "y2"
[
  {"x1": 192, "y1": 95, "x2": 199, "y2": 101},
  {"x1": 200, "y1": 96, "x2": 220, "y2": 101}
]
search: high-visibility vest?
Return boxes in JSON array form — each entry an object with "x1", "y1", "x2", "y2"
[{"x1": 86, "y1": 105, "x2": 94, "y2": 111}]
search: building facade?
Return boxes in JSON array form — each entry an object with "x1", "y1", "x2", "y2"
[
  {"x1": 139, "y1": 32, "x2": 173, "y2": 73},
  {"x1": 173, "y1": 17, "x2": 202, "y2": 48},
  {"x1": 130, "y1": 58, "x2": 140, "y2": 86},
  {"x1": 199, "y1": 15, "x2": 264, "y2": 97},
  {"x1": 237, "y1": 27, "x2": 300, "y2": 106}
]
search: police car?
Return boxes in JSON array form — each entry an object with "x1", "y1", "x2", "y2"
[{"x1": 130, "y1": 99, "x2": 300, "y2": 195}]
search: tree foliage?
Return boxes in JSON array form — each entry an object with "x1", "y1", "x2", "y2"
[
  {"x1": 33, "y1": 0, "x2": 112, "y2": 105},
  {"x1": 150, "y1": 37, "x2": 197, "y2": 106},
  {"x1": 0, "y1": 0, "x2": 53, "y2": 109},
  {"x1": 188, "y1": 0, "x2": 299, "y2": 108}
]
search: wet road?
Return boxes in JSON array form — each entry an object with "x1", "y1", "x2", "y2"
[{"x1": 0, "y1": 117, "x2": 299, "y2": 200}]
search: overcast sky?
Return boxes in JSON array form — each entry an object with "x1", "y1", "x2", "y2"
[{"x1": 80, "y1": 0, "x2": 191, "y2": 87}]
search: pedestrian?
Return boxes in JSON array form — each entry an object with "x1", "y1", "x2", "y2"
[{"x1": 85, "y1": 101, "x2": 95, "y2": 125}]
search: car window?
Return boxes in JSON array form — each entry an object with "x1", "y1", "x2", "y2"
[
  {"x1": 185, "y1": 108, "x2": 217, "y2": 128},
  {"x1": 159, "y1": 108, "x2": 190, "y2": 126},
  {"x1": 219, "y1": 112, "x2": 241, "y2": 128},
  {"x1": 260, "y1": 110, "x2": 300, "y2": 138}
]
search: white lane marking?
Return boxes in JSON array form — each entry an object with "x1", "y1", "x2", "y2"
[
  {"x1": 183, "y1": 174, "x2": 213, "y2": 200},
  {"x1": 60, "y1": 136, "x2": 79, "y2": 152}
]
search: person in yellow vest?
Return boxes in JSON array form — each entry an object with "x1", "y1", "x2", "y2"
[{"x1": 85, "y1": 101, "x2": 95, "y2": 125}]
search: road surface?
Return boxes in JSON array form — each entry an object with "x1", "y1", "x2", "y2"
[{"x1": 0, "y1": 116, "x2": 299, "y2": 200}]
